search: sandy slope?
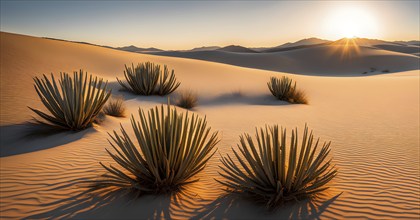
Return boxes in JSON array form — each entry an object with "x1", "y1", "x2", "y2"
[
  {"x1": 0, "y1": 32, "x2": 419, "y2": 219},
  {"x1": 150, "y1": 44, "x2": 419, "y2": 75}
]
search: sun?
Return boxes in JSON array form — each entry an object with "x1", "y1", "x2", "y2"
[{"x1": 324, "y1": 6, "x2": 379, "y2": 39}]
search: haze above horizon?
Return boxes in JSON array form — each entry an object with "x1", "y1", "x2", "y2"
[{"x1": 1, "y1": 1, "x2": 419, "y2": 50}]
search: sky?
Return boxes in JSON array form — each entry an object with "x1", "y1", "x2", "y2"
[{"x1": 1, "y1": 1, "x2": 419, "y2": 50}]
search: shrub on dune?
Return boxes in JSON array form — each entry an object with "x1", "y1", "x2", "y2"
[
  {"x1": 29, "y1": 70, "x2": 111, "y2": 130},
  {"x1": 96, "y1": 104, "x2": 219, "y2": 194},
  {"x1": 267, "y1": 76, "x2": 308, "y2": 104},
  {"x1": 117, "y1": 62, "x2": 180, "y2": 96},
  {"x1": 217, "y1": 124, "x2": 337, "y2": 208},
  {"x1": 103, "y1": 95, "x2": 126, "y2": 117},
  {"x1": 117, "y1": 62, "x2": 159, "y2": 95},
  {"x1": 288, "y1": 89, "x2": 308, "y2": 104},
  {"x1": 175, "y1": 90, "x2": 198, "y2": 109}
]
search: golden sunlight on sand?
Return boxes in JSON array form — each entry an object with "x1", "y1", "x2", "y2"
[{"x1": 0, "y1": 32, "x2": 419, "y2": 219}]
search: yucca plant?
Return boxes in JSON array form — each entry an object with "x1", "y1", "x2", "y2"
[
  {"x1": 28, "y1": 70, "x2": 111, "y2": 130},
  {"x1": 117, "y1": 62, "x2": 180, "y2": 96},
  {"x1": 117, "y1": 62, "x2": 159, "y2": 95},
  {"x1": 96, "y1": 104, "x2": 219, "y2": 193},
  {"x1": 158, "y1": 65, "x2": 181, "y2": 96},
  {"x1": 217, "y1": 125, "x2": 337, "y2": 208},
  {"x1": 267, "y1": 76, "x2": 308, "y2": 104}
]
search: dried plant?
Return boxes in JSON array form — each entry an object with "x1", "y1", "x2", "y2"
[
  {"x1": 103, "y1": 95, "x2": 126, "y2": 117},
  {"x1": 175, "y1": 90, "x2": 198, "y2": 109}
]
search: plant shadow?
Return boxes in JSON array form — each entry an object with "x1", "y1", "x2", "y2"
[
  {"x1": 200, "y1": 93, "x2": 291, "y2": 106},
  {"x1": 107, "y1": 81, "x2": 292, "y2": 108},
  {"x1": 192, "y1": 192, "x2": 342, "y2": 219},
  {"x1": 20, "y1": 172, "x2": 341, "y2": 220},
  {"x1": 107, "y1": 81, "x2": 172, "y2": 104},
  {"x1": 0, "y1": 122, "x2": 96, "y2": 157},
  {"x1": 24, "y1": 183, "x2": 210, "y2": 219}
]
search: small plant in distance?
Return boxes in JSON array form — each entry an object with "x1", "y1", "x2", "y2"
[
  {"x1": 175, "y1": 90, "x2": 198, "y2": 109},
  {"x1": 117, "y1": 63, "x2": 159, "y2": 95},
  {"x1": 267, "y1": 76, "x2": 308, "y2": 104},
  {"x1": 29, "y1": 70, "x2": 111, "y2": 130},
  {"x1": 217, "y1": 124, "x2": 337, "y2": 208},
  {"x1": 117, "y1": 62, "x2": 180, "y2": 96},
  {"x1": 103, "y1": 95, "x2": 126, "y2": 117},
  {"x1": 96, "y1": 104, "x2": 219, "y2": 194}
]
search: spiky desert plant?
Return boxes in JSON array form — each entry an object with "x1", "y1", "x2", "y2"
[
  {"x1": 268, "y1": 76, "x2": 295, "y2": 101},
  {"x1": 267, "y1": 76, "x2": 308, "y2": 104},
  {"x1": 28, "y1": 70, "x2": 111, "y2": 130},
  {"x1": 158, "y1": 65, "x2": 181, "y2": 96},
  {"x1": 97, "y1": 104, "x2": 219, "y2": 193},
  {"x1": 117, "y1": 62, "x2": 160, "y2": 95},
  {"x1": 117, "y1": 62, "x2": 180, "y2": 96},
  {"x1": 103, "y1": 95, "x2": 126, "y2": 117},
  {"x1": 175, "y1": 90, "x2": 198, "y2": 109},
  {"x1": 217, "y1": 125, "x2": 337, "y2": 208}
]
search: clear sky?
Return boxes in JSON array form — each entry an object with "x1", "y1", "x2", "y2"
[{"x1": 1, "y1": 1, "x2": 419, "y2": 50}]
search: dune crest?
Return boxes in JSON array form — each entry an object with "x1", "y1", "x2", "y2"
[{"x1": 149, "y1": 39, "x2": 419, "y2": 75}]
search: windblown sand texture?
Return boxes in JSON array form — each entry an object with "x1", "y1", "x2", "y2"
[{"x1": 1, "y1": 32, "x2": 419, "y2": 219}]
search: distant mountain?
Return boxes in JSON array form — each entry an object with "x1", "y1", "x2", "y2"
[
  {"x1": 190, "y1": 46, "x2": 221, "y2": 52},
  {"x1": 149, "y1": 42, "x2": 419, "y2": 76},
  {"x1": 116, "y1": 45, "x2": 163, "y2": 53},
  {"x1": 262, "y1": 38, "x2": 331, "y2": 53},
  {"x1": 276, "y1": 37, "x2": 331, "y2": 49},
  {"x1": 45, "y1": 35, "x2": 419, "y2": 57},
  {"x1": 263, "y1": 42, "x2": 331, "y2": 53},
  {"x1": 216, "y1": 45, "x2": 258, "y2": 53}
]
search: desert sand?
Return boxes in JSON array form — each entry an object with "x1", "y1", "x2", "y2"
[
  {"x1": 151, "y1": 43, "x2": 419, "y2": 75},
  {"x1": 0, "y1": 32, "x2": 419, "y2": 219}
]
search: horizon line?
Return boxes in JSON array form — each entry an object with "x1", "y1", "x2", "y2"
[{"x1": 1, "y1": 31, "x2": 418, "y2": 51}]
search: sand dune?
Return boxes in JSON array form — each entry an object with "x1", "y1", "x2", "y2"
[
  {"x1": 372, "y1": 44, "x2": 420, "y2": 56},
  {"x1": 151, "y1": 44, "x2": 419, "y2": 75},
  {"x1": 0, "y1": 32, "x2": 419, "y2": 219}
]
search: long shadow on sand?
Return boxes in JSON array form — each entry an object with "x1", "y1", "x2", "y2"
[
  {"x1": 192, "y1": 193, "x2": 342, "y2": 219},
  {"x1": 0, "y1": 123, "x2": 95, "y2": 157},
  {"x1": 108, "y1": 81, "x2": 291, "y2": 108},
  {"x1": 23, "y1": 184, "x2": 210, "y2": 219},
  {"x1": 107, "y1": 81, "x2": 172, "y2": 103},
  {"x1": 199, "y1": 93, "x2": 291, "y2": 107},
  {"x1": 23, "y1": 177, "x2": 341, "y2": 220}
]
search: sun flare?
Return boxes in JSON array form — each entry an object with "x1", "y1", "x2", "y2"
[{"x1": 325, "y1": 6, "x2": 379, "y2": 39}]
